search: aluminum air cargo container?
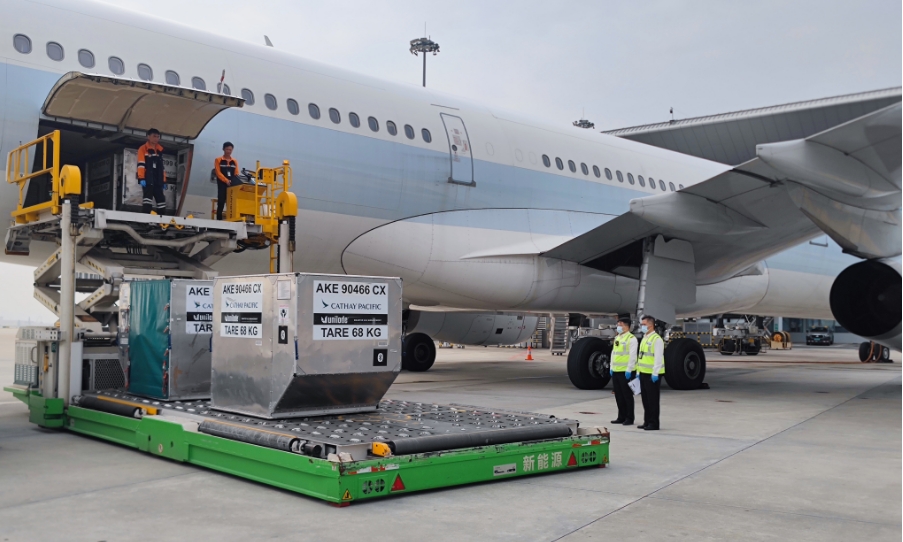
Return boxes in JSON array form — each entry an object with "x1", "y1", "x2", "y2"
[
  {"x1": 125, "y1": 279, "x2": 213, "y2": 400},
  {"x1": 211, "y1": 273, "x2": 403, "y2": 419}
]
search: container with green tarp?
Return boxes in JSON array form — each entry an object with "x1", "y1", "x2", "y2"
[{"x1": 126, "y1": 279, "x2": 213, "y2": 400}]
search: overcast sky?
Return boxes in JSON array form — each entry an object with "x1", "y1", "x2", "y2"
[{"x1": 1, "y1": 0, "x2": 900, "y2": 321}]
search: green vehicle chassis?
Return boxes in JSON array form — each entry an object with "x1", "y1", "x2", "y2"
[{"x1": 6, "y1": 387, "x2": 609, "y2": 505}]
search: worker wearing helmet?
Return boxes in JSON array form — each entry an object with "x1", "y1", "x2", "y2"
[
  {"x1": 214, "y1": 142, "x2": 239, "y2": 220},
  {"x1": 609, "y1": 316, "x2": 637, "y2": 426},
  {"x1": 137, "y1": 128, "x2": 167, "y2": 214}
]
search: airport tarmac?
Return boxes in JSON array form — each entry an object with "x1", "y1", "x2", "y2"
[{"x1": 0, "y1": 327, "x2": 900, "y2": 542}]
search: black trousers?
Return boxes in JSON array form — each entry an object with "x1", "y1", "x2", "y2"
[
  {"x1": 216, "y1": 181, "x2": 228, "y2": 220},
  {"x1": 142, "y1": 179, "x2": 166, "y2": 214},
  {"x1": 639, "y1": 373, "x2": 661, "y2": 428},
  {"x1": 611, "y1": 371, "x2": 634, "y2": 422}
]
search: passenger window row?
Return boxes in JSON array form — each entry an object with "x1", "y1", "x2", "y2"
[
  {"x1": 541, "y1": 153, "x2": 683, "y2": 192},
  {"x1": 13, "y1": 32, "x2": 434, "y2": 144}
]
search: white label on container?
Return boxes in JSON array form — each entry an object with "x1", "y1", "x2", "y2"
[
  {"x1": 277, "y1": 280, "x2": 292, "y2": 300},
  {"x1": 312, "y1": 280, "x2": 388, "y2": 341},
  {"x1": 278, "y1": 303, "x2": 290, "y2": 325},
  {"x1": 185, "y1": 284, "x2": 213, "y2": 334},
  {"x1": 220, "y1": 281, "x2": 263, "y2": 338}
]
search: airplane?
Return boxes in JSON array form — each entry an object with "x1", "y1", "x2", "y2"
[{"x1": 1, "y1": 0, "x2": 899, "y2": 392}]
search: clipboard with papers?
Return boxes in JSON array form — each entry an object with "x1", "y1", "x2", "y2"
[{"x1": 628, "y1": 377, "x2": 641, "y2": 395}]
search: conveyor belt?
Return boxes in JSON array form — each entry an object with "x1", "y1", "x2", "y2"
[{"x1": 77, "y1": 391, "x2": 578, "y2": 460}]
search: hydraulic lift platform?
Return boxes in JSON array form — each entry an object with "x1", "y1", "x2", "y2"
[{"x1": 6, "y1": 388, "x2": 609, "y2": 505}]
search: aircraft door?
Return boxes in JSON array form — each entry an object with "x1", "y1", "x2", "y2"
[{"x1": 440, "y1": 113, "x2": 474, "y2": 186}]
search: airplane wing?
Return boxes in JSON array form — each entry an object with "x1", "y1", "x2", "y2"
[{"x1": 544, "y1": 101, "x2": 902, "y2": 285}]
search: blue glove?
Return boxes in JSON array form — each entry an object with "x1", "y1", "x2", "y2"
[
  {"x1": 609, "y1": 368, "x2": 614, "y2": 376},
  {"x1": 139, "y1": 180, "x2": 146, "y2": 188},
  {"x1": 625, "y1": 371, "x2": 631, "y2": 380},
  {"x1": 652, "y1": 374, "x2": 659, "y2": 383}
]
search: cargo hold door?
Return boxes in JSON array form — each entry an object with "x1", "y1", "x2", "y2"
[
  {"x1": 440, "y1": 113, "x2": 475, "y2": 186},
  {"x1": 42, "y1": 72, "x2": 244, "y2": 139}
]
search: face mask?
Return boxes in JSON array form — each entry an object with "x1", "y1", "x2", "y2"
[
  {"x1": 616, "y1": 325, "x2": 624, "y2": 334},
  {"x1": 640, "y1": 325, "x2": 648, "y2": 333}
]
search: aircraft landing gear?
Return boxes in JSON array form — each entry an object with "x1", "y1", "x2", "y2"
[
  {"x1": 403, "y1": 332, "x2": 436, "y2": 372},
  {"x1": 566, "y1": 337, "x2": 612, "y2": 390},
  {"x1": 664, "y1": 338, "x2": 707, "y2": 390}
]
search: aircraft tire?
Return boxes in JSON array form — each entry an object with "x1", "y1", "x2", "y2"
[
  {"x1": 664, "y1": 338, "x2": 706, "y2": 390},
  {"x1": 566, "y1": 337, "x2": 611, "y2": 390},
  {"x1": 403, "y1": 333, "x2": 436, "y2": 372}
]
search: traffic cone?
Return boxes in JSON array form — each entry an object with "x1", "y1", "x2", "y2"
[{"x1": 526, "y1": 345, "x2": 534, "y2": 361}]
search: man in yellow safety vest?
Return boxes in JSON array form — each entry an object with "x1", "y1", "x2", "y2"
[
  {"x1": 637, "y1": 315, "x2": 665, "y2": 430},
  {"x1": 609, "y1": 316, "x2": 638, "y2": 425}
]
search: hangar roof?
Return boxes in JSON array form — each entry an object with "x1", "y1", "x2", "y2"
[{"x1": 603, "y1": 87, "x2": 902, "y2": 165}]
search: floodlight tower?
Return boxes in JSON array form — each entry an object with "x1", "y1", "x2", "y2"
[{"x1": 410, "y1": 36, "x2": 440, "y2": 87}]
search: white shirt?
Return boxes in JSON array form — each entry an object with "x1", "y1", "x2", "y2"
[
  {"x1": 649, "y1": 335, "x2": 665, "y2": 376},
  {"x1": 616, "y1": 331, "x2": 639, "y2": 372}
]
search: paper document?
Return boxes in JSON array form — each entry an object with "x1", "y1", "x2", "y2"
[{"x1": 628, "y1": 378, "x2": 641, "y2": 395}]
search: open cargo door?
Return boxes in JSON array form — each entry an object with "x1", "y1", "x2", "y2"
[
  {"x1": 39, "y1": 72, "x2": 243, "y2": 215},
  {"x1": 42, "y1": 72, "x2": 243, "y2": 139}
]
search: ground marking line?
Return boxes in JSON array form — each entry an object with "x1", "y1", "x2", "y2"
[{"x1": 550, "y1": 375, "x2": 900, "y2": 541}]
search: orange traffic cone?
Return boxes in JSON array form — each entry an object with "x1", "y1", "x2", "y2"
[{"x1": 526, "y1": 345, "x2": 534, "y2": 361}]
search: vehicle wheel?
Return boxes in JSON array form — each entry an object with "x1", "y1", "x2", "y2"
[
  {"x1": 402, "y1": 333, "x2": 436, "y2": 372},
  {"x1": 879, "y1": 346, "x2": 892, "y2": 363},
  {"x1": 566, "y1": 337, "x2": 612, "y2": 390},
  {"x1": 858, "y1": 341, "x2": 873, "y2": 362},
  {"x1": 664, "y1": 338, "x2": 706, "y2": 390}
]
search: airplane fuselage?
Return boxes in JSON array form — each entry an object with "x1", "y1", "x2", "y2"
[{"x1": 0, "y1": 0, "x2": 858, "y2": 320}]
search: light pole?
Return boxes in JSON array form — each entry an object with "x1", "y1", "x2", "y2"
[{"x1": 410, "y1": 36, "x2": 440, "y2": 87}]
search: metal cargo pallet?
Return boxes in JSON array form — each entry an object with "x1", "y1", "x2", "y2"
[{"x1": 5, "y1": 388, "x2": 609, "y2": 506}]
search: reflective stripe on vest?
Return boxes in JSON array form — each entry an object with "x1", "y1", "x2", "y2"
[
  {"x1": 611, "y1": 332, "x2": 635, "y2": 371},
  {"x1": 637, "y1": 332, "x2": 664, "y2": 374}
]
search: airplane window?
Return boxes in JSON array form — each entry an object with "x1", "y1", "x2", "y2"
[
  {"x1": 593, "y1": 165, "x2": 601, "y2": 178},
  {"x1": 604, "y1": 168, "x2": 612, "y2": 180},
  {"x1": 77, "y1": 49, "x2": 94, "y2": 68},
  {"x1": 555, "y1": 157, "x2": 564, "y2": 170},
  {"x1": 165, "y1": 70, "x2": 180, "y2": 86},
  {"x1": 568, "y1": 160, "x2": 576, "y2": 173},
  {"x1": 221, "y1": 84, "x2": 231, "y2": 96},
  {"x1": 616, "y1": 170, "x2": 623, "y2": 182},
  {"x1": 542, "y1": 155, "x2": 551, "y2": 167},
  {"x1": 137, "y1": 63, "x2": 153, "y2": 81},
  {"x1": 349, "y1": 112, "x2": 360, "y2": 128},
  {"x1": 287, "y1": 99, "x2": 299, "y2": 115},
  {"x1": 264, "y1": 94, "x2": 278, "y2": 110},
  {"x1": 13, "y1": 34, "x2": 32, "y2": 54},
  {"x1": 108, "y1": 56, "x2": 125, "y2": 75},
  {"x1": 329, "y1": 108, "x2": 341, "y2": 124},
  {"x1": 659, "y1": 180, "x2": 666, "y2": 191},
  {"x1": 309, "y1": 103, "x2": 321, "y2": 120},
  {"x1": 679, "y1": 184, "x2": 685, "y2": 190},
  {"x1": 580, "y1": 163, "x2": 589, "y2": 175},
  {"x1": 421, "y1": 128, "x2": 431, "y2": 143},
  {"x1": 386, "y1": 121, "x2": 397, "y2": 136},
  {"x1": 191, "y1": 77, "x2": 206, "y2": 90},
  {"x1": 669, "y1": 182, "x2": 676, "y2": 192},
  {"x1": 46, "y1": 41, "x2": 64, "y2": 61},
  {"x1": 241, "y1": 88, "x2": 255, "y2": 105},
  {"x1": 368, "y1": 116, "x2": 379, "y2": 132},
  {"x1": 647, "y1": 178, "x2": 656, "y2": 191},
  {"x1": 627, "y1": 173, "x2": 635, "y2": 185},
  {"x1": 404, "y1": 124, "x2": 415, "y2": 139}
]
